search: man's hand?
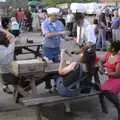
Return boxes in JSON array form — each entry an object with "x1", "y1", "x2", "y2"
[
  {"x1": 59, "y1": 31, "x2": 70, "y2": 36},
  {"x1": 64, "y1": 36, "x2": 74, "y2": 41},
  {"x1": 69, "y1": 62, "x2": 77, "y2": 70}
]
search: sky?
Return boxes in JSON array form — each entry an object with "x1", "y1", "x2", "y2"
[{"x1": 0, "y1": 0, "x2": 6, "y2": 2}]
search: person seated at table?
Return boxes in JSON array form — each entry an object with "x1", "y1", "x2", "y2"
[
  {"x1": 100, "y1": 41, "x2": 120, "y2": 120},
  {"x1": 57, "y1": 46, "x2": 96, "y2": 97},
  {"x1": 10, "y1": 17, "x2": 20, "y2": 37},
  {"x1": 0, "y1": 28, "x2": 16, "y2": 94}
]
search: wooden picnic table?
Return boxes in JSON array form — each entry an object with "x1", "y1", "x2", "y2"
[
  {"x1": 14, "y1": 41, "x2": 43, "y2": 60},
  {"x1": 10, "y1": 51, "x2": 108, "y2": 120},
  {"x1": 11, "y1": 59, "x2": 59, "y2": 102}
]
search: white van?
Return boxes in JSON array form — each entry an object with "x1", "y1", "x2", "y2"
[
  {"x1": 85, "y1": 3, "x2": 103, "y2": 15},
  {"x1": 70, "y1": 3, "x2": 87, "y2": 13}
]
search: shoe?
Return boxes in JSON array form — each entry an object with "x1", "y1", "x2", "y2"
[
  {"x1": 102, "y1": 49, "x2": 107, "y2": 52},
  {"x1": 49, "y1": 89, "x2": 52, "y2": 94},
  {"x1": 92, "y1": 83, "x2": 100, "y2": 91},
  {"x1": 64, "y1": 112, "x2": 78, "y2": 117},
  {"x1": 45, "y1": 85, "x2": 52, "y2": 89},
  {"x1": 96, "y1": 49, "x2": 100, "y2": 51}
]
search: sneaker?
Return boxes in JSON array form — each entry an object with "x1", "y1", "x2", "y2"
[
  {"x1": 102, "y1": 49, "x2": 107, "y2": 52},
  {"x1": 64, "y1": 112, "x2": 78, "y2": 117},
  {"x1": 96, "y1": 48, "x2": 100, "y2": 51}
]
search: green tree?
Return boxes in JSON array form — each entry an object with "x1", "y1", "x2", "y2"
[
  {"x1": 42, "y1": 0, "x2": 96, "y2": 6},
  {"x1": 42, "y1": 0, "x2": 66, "y2": 6}
]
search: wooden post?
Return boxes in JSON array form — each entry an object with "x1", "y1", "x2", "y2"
[
  {"x1": 115, "y1": 0, "x2": 118, "y2": 7},
  {"x1": 30, "y1": 78, "x2": 37, "y2": 97},
  {"x1": 36, "y1": 106, "x2": 49, "y2": 120}
]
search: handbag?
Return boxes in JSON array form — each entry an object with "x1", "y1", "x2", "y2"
[
  {"x1": 63, "y1": 64, "x2": 81, "y2": 87},
  {"x1": 63, "y1": 64, "x2": 92, "y2": 93}
]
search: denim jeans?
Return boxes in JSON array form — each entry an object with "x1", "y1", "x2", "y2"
[
  {"x1": 56, "y1": 77, "x2": 79, "y2": 97},
  {"x1": 42, "y1": 46, "x2": 60, "y2": 63},
  {"x1": 96, "y1": 29, "x2": 106, "y2": 50},
  {"x1": 42, "y1": 46, "x2": 60, "y2": 89}
]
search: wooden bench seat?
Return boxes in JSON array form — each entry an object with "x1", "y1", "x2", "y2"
[
  {"x1": 20, "y1": 91, "x2": 100, "y2": 107},
  {"x1": 19, "y1": 84, "x2": 108, "y2": 120},
  {"x1": 20, "y1": 91, "x2": 108, "y2": 120}
]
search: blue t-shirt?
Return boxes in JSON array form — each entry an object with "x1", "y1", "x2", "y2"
[
  {"x1": 112, "y1": 18, "x2": 120, "y2": 29},
  {"x1": 42, "y1": 19, "x2": 64, "y2": 48}
]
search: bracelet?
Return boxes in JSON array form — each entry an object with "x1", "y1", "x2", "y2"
[{"x1": 104, "y1": 71, "x2": 108, "y2": 75}]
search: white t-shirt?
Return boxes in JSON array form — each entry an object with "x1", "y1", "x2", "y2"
[
  {"x1": 11, "y1": 21, "x2": 19, "y2": 30},
  {"x1": 85, "y1": 24, "x2": 97, "y2": 44},
  {"x1": 66, "y1": 14, "x2": 74, "y2": 23},
  {"x1": 76, "y1": 19, "x2": 90, "y2": 43}
]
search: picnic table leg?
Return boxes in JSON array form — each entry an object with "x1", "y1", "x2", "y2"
[
  {"x1": 36, "y1": 106, "x2": 49, "y2": 120},
  {"x1": 64, "y1": 103, "x2": 71, "y2": 112},
  {"x1": 13, "y1": 76, "x2": 29, "y2": 103},
  {"x1": 35, "y1": 45, "x2": 41, "y2": 58},
  {"x1": 14, "y1": 85, "x2": 29, "y2": 103},
  {"x1": 30, "y1": 78, "x2": 37, "y2": 97}
]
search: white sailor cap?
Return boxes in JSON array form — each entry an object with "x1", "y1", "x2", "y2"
[{"x1": 47, "y1": 7, "x2": 60, "y2": 15}]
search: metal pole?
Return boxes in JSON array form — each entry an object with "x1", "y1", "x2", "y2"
[{"x1": 115, "y1": 0, "x2": 118, "y2": 7}]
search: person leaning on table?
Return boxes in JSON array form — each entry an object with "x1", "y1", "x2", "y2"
[
  {"x1": 0, "y1": 28, "x2": 16, "y2": 94},
  {"x1": 56, "y1": 45, "x2": 96, "y2": 114},
  {"x1": 41, "y1": 7, "x2": 69, "y2": 90}
]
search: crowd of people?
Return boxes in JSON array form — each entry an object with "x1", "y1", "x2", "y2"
[
  {"x1": 40, "y1": 7, "x2": 120, "y2": 52},
  {"x1": 66, "y1": 8, "x2": 120, "y2": 51},
  {"x1": 0, "y1": 5, "x2": 120, "y2": 119},
  {"x1": 1, "y1": 6, "x2": 48, "y2": 35},
  {"x1": 2, "y1": 6, "x2": 120, "y2": 51}
]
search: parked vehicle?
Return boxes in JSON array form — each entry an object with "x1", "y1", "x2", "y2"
[
  {"x1": 85, "y1": 3, "x2": 103, "y2": 15},
  {"x1": 70, "y1": 3, "x2": 87, "y2": 13}
]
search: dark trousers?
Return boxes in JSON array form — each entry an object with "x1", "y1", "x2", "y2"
[
  {"x1": 67, "y1": 23, "x2": 73, "y2": 36},
  {"x1": 10, "y1": 30, "x2": 20, "y2": 37},
  {"x1": 101, "y1": 91, "x2": 120, "y2": 120}
]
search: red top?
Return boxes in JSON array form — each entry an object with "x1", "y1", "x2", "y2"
[
  {"x1": 104, "y1": 52, "x2": 120, "y2": 74},
  {"x1": 16, "y1": 11, "x2": 25, "y2": 21},
  {"x1": 101, "y1": 52, "x2": 120, "y2": 94}
]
